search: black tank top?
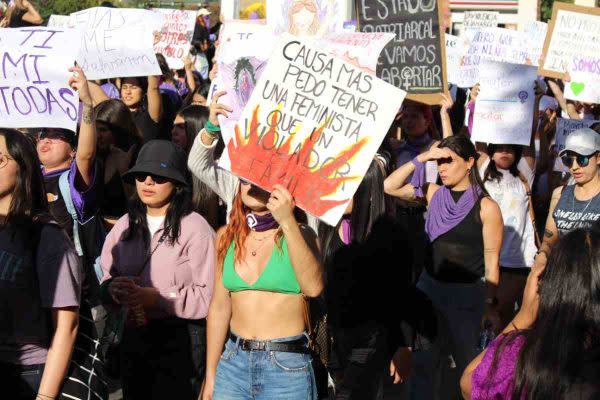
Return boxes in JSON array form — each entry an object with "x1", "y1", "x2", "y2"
[{"x1": 426, "y1": 190, "x2": 484, "y2": 283}]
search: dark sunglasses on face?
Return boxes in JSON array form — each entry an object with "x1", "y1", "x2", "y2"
[
  {"x1": 135, "y1": 174, "x2": 169, "y2": 184},
  {"x1": 240, "y1": 178, "x2": 251, "y2": 185},
  {"x1": 38, "y1": 130, "x2": 71, "y2": 143},
  {"x1": 561, "y1": 153, "x2": 596, "y2": 168}
]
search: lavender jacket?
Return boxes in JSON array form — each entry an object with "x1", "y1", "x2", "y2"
[{"x1": 100, "y1": 212, "x2": 215, "y2": 320}]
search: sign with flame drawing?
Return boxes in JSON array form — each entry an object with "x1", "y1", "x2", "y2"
[{"x1": 218, "y1": 33, "x2": 406, "y2": 226}]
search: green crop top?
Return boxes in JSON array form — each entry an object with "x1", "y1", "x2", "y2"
[{"x1": 222, "y1": 238, "x2": 301, "y2": 294}]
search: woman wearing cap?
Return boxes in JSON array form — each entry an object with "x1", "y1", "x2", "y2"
[
  {"x1": 201, "y1": 179, "x2": 323, "y2": 399},
  {"x1": 99, "y1": 140, "x2": 215, "y2": 400},
  {"x1": 534, "y1": 128, "x2": 600, "y2": 270},
  {"x1": 385, "y1": 135, "x2": 503, "y2": 399}
]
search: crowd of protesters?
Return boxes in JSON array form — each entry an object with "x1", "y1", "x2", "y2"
[{"x1": 0, "y1": 1, "x2": 599, "y2": 400}]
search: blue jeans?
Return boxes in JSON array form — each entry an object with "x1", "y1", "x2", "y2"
[
  {"x1": 0, "y1": 362, "x2": 44, "y2": 399},
  {"x1": 213, "y1": 333, "x2": 317, "y2": 400}
]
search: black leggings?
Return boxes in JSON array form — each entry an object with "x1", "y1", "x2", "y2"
[{"x1": 120, "y1": 317, "x2": 206, "y2": 400}]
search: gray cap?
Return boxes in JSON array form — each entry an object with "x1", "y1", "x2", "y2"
[{"x1": 559, "y1": 127, "x2": 600, "y2": 157}]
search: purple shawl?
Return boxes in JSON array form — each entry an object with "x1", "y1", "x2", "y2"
[
  {"x1": 472, "y1": 333, "x2": 526, "y2": 400},
  {"x1": 410, "y1": 157, "x2": 481, "y2": 242}
]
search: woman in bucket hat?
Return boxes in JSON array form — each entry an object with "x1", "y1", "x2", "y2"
[{"x1": 98, "y1": 140, "x2": 215, "y2": 400}]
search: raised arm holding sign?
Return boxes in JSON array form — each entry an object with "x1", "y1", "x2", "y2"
[{"x1": 218, "y1": 33, "x2": 406, "y2": 226}]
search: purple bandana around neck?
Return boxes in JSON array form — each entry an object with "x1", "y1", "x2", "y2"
[
  {"x1": 425, "y1": 186, "x2": 482, "y2": 242},
  {"x1": 246, "y1": 212, "x2": 279, "y2": 232},
  {"x1": 341, "y1": 217, "x2": 352, "y2": 245}
]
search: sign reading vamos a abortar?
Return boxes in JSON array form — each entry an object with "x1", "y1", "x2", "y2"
[{"x1": 357, "y1": 0, "x2": 447, "y2": 104}]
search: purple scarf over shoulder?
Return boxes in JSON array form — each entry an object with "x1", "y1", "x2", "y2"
[{"x1": 410, "y1": 157, "x2": 481, "y2": 242}]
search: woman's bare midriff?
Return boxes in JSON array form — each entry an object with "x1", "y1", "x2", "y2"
[{"x1": 229, "y1": 290, "x2": 305, "y2": 340}]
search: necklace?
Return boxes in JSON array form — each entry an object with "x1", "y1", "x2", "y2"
[
  {"x1": 572, "y1": 186, "x2": 600, "y2": 217},
  {"x1": 248, "y1": 232, "x2": 275, "y2": 256}
]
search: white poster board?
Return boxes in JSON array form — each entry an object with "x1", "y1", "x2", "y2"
[
  {"x1": 0, "y1": 28, "x2": 81, "y2": 131},
  {"x1": 267, "y1": 0, "x2": 344, "y2": 37},
  {"x1": 553, "y1": 118, "x2": 599, "y2": 171},
  {"x1": 47, "y1": 15, "x2": 75, "y2": 28},
  {"x1": 563, "y1": 57, "x2": 600, "y2": 105},
  {"x1": 463, "y1": 11, "x2": 499, "y2": 31},
  {"x1": 71, "y1": 7, "x2": 163, "y2": 80},
  {"x1": 466, "y1": 28, "x2": 532, "y2": 66},
  {"x1": 218, "y1": 34, "x2": 406, "y2": 225},
  {"x1": 471, "y1": 61, "x2": 538, "y2": 146},
  {"x1": 445, "y1": 34, "x2": 465, "y2": 86},
  {"x1": 522, "y1": 21, "x2": 547, "y2": 67},
  {"x1": 152, "y1": 9, "x2": 197, "y2": 70},
  {"x1": 315, "y1": 32, "x2": 395, "y2": 76}
]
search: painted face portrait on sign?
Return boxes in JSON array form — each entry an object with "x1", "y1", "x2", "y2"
[
  {"x1": 234, "y1": 58, "x2": 257, "y2": 106},
  {"x1": 288, "y1": 0, "x2": 319, "y2": 36}
]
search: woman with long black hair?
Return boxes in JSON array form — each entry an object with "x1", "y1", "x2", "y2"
[
  {"x1": 171, "y1": 105, "x2": 221, "y2": 228},
  {"x1": 0, "y1": 129, "x2": 81, "y2": 399},
  {"x1": 99, "y1": 140, "x2": 215, "y2": 400},
  {"x1": 384, "y1": 135, "x2": 503, "y2": 399},
  {"x1": 323, "y1": 159, "x2": 414, "y2": 399},
  {"x1": 461, "y1": 227, "x2": 600, "y2": 399}
]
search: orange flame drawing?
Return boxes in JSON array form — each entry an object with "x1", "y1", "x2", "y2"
[{"x1": 228, "y1": 104, "x2": 368, "y2": 217}]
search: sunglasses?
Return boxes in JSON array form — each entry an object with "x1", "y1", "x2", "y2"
[
  {"x1": 38, "y1": 131, "x2": 72, "y2": 143},
  {"x1": 134, "y1": 174, "x2": 169, "y2": 184},
  {"x1": 239, "y1": 178, "x2": 251, "y2": 185},
  {"x1": 561, "y1": 153, "x2": 596, "y2": 169}
]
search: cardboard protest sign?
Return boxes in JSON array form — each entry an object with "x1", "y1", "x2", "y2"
[
  {"x1": 539, "y1": 3, "x2": 600, "y2": 79},
  {"x1": 0, "y1": 28, "x2": 80, "y2": 132},
  {"x1": 522, "y1": 21, "x2": 547, "y2": 67},
  {"x1": 463, "y1": 11, "x2": 498, "y2": 32},
  {"x1": 152, "y1": 9, "x2": 197, "y2": 70},
  {"x1": 267, "y1": 0, "x2": 344, "y2": 37},
  {"x1": 47, "y1": 15, "x2": 75, "y2": 29},
  {"x1": 554, "y1": 118, "x2": 599, "y2": 171},
  {"x1": 218, "y1": 34, "x2": 406, "y2": 225},
  {"x1": 71, "y1": 7, "x2": 163, "y2": 80},
  {"x1": 357, "y1": 0, "x2": 447, "y2": 105},
  {"x1": 315, "y1": 32, "x2": 395, "y2": 75},
  {"x1": 216, "y1": 21, "x2": 277, "y2": 144},
  {"x1": 471, "y1": 61, "x2": 537, "y2": 146}
]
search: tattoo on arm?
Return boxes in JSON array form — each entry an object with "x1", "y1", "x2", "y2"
[
  {"x1": 82, "y1": 104, "x2": 93, "y2": 125},
  {"x1": 544, "y1": 229, "x2": 554, "y2": 238}
]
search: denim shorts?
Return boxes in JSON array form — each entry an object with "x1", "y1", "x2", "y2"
[{"x1": 213, "y1": 333, "x2": 317, "y2": 400}]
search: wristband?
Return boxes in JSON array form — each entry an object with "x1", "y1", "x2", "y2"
[{"x1": 205, "y1": 120, "x2": 221, "y2": 133}]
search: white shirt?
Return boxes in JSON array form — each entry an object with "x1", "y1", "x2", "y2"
[
  {"x1": 480, "y1": 158, "x2": 537, "y2": 268},
  {"x1": 146, "y1": 214, "x2": 166, "y2": 238}
]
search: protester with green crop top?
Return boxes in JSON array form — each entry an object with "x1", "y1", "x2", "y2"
[{"x1": 202, "y1": 179, "x2": 323, "y2": 400}]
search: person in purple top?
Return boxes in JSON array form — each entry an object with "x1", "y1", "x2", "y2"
[
  {"x1": 461, "y1": 227, "x2": 600, "y2": 400},
  {"x1": 0, "y1": 129, "x2": 82, "y2": 400},
  {"x1": 37, "y1": 65, "x2": 97, "y2": 240}
]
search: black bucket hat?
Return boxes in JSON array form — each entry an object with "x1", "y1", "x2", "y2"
[{"x1": 123, "y1": 140, "x2": 189, "y2": 186}]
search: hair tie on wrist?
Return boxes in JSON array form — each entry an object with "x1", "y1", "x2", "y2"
[{"x1": 205, "y1": 120, "x2": 221, "y2": 133}]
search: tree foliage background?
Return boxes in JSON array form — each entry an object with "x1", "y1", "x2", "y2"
[
  {"x1": 540, "y1": 0, "x2": 575, "y2": 21},
  {"x1": 32, "y1": 0, "x2": 101, "y2": 19}
]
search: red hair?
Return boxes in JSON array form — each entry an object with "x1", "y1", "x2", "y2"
[{"x1": 216, "y1": 189, "x2": 283, "y2": 270}]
